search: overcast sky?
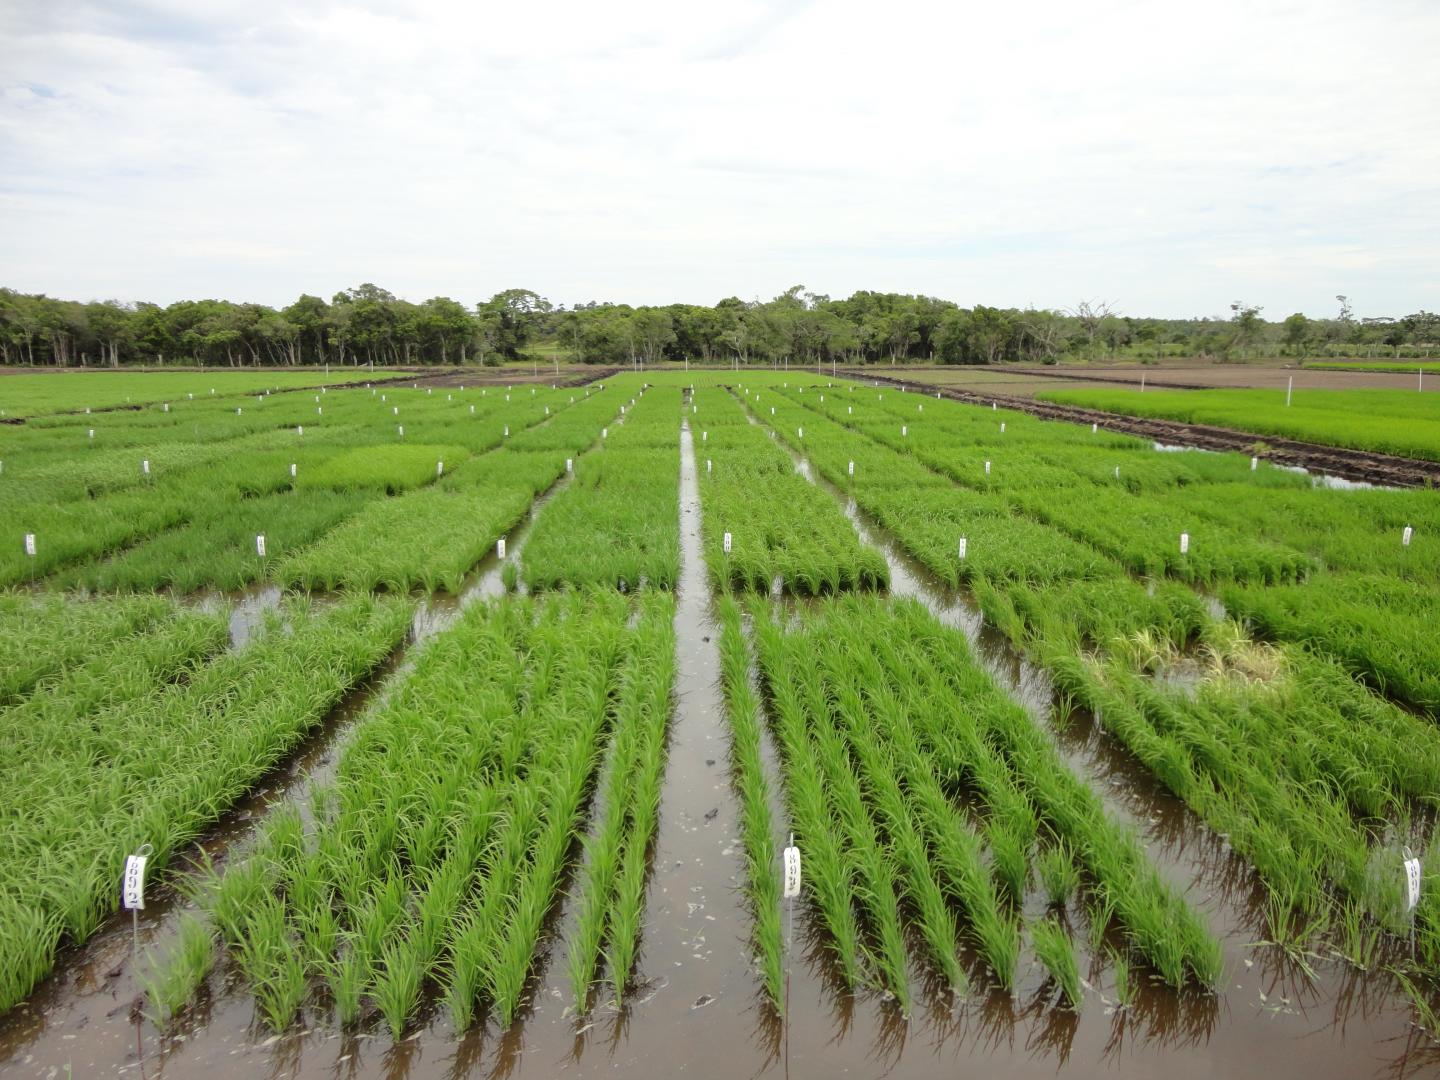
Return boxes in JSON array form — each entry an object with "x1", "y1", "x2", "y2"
[{"x1": 2, "y1": 0, "x2": 1437, "y2": 319}]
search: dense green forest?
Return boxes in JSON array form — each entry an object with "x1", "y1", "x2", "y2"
[{"x1": 1, "y1": 284, "x2": 1434, "y2": 368}]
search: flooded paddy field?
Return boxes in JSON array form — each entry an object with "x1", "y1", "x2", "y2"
[{"x1": 2, "y1": 369, "x2": 1438, "y2": 1079}]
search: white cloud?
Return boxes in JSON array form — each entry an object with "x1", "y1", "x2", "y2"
[{"x1": 1, "y1": 0, "x2": 1437, "y2": 317}]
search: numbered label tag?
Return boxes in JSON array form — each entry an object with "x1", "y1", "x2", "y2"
[
  {"x1": 1091, "y1": 422, "x2": 1097, "y2": 433},
  {"x1": 1000, "y1": 422, "x2": 1006, "y2": 433},
  {"x1": 141, "y1": 459, "x2": 150, "y2": 475},
  {"x1": 706, "y1": 459, "x2": 712, "y2": 474},
  {"x1": 290, "y1": 463, "x2": 297, "y2": 478},
  {"x1": 1403, "y1": 525, "x2": 1414, "y2": 547},
  {"x1": 88, "y1": 428, "x2": 95, "y2": 439},
  {"x1": 958, "y1": 537, "x2": 968, "y2": 560},
  {"x1": 437, "y1": 461, "x2": 444, "y2": 476},
  {"x1": 797, "y1": 427, "x2": 803, "y2": 439},
  {"x1": 901, "y1": 426, "x2": 907, "y2": 436},
  {"x1": 1180, "y1": 532, "x2": 1190, "y2": 554},
  {"x1": 393, "y1": 406, "x2": 399, "y2": 415},
  {"x1": 1405, "y1": 847, "x2": 1423, "y2": 913},
  {"x1": 497, "y1": 538, "x2": 506, "y2": 559},
  {"x1": 1251, "y1": 456, "x2": 1258, "y2": 471},
  {"x1": 24, "y1": 533, "x2": 37, "y2": 557},
  {"x1": 255, "y1": 534, "x2": 267, "y2": 557},
  {"x1": 163, "y1": 403, "x2": 170, "y2": 413},
  {"x1": 723, "y1": 531, "x2": 732, "y2": 554},
  {"x1": 122, "y1": 850, "x2": 150, "y2": 910},
  {"x1": 783, "y1": 844, "x2": 802, "y2": 899},
  {"x1": 398, "y1": 425, "x2": 405, "y2": 437},
  {"x1": 602, "y1": 427, "x2": 608, "y2": 439},
  {"x1": 984, "y1": 461, "x2": 991, "y2": 475},
  {"x1": 566, "y1": 458, "x2": 573, "y2": 473},
  {"x1": 701, "y1": 431, "x2": 707, "y2": 442},
  {"x1": 847, "y1": 461, "x2": 854, "y2": 476},
  {"x1": 297, "y1": 425, "x2": 304, "y2": 436}
]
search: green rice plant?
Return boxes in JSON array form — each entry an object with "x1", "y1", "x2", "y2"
[
  {"x1": 295, "y1": 443, "x2": 471, "y2": 493},
  {"x1": 695, "y1": 388, "x2": 888, "y2": 595},
  {"x1": 523, "y1": 444, "x2": 680, "y2": 591},
  {"x1": 140, "y1": 914, "x2": 215, "y2": 1026},
  {"x1": 1110, "y1": 947, "x2": 1134, "y2": 1008},
  {"x1": 1036, "y1": 386, "x2": 1440, "y2": 462},
  {"x1": 0, "y1": 593, "x2": 411, "y2": 1012},
  {"x1": 715, "y1": 596, "x2": 785, "y2": 1009},
  {"x1": 1038, "y1": 842, "x2": 1082, "y2": 907},
  {"x1": 0, "y1": 592, "x2": 172, "y2": 703},
  {"x1": 60, "y1": 489, "x2": 369, "y2": 592},
  {"x1": 1030, "y1": 917, "x2": 1082, "y2": 1008}
]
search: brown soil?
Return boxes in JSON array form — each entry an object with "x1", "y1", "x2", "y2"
[{"x1": 857, "y1": 371, "x2": 1440, "y2": 488}]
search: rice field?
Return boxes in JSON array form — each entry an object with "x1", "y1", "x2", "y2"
[
  {"x1": 1035, "y1": 386, "x2": 1440, "y2": 460},
  {"x1": 1, "y1": 368, "x2": 1438, "y2": 1078}
]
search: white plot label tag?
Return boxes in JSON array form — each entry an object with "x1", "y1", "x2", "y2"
[
  {"x1": 701, "y1": 431, "x2": 707, "y2": 442},
  {"x1": 984, "y1": 461, "x2": 991, "y2": 476},
  {"x1": 706, "y1": 459, "x2": 712, "y2": 473},
  {"x1": 88, "y1": 428, "x2": 95, "y2": 439},
  {"x1": 797, "y1": 427, "x2": 803, "y2": 439},
  {"x1": 1251, "y1": 456, "x2": 1258, "y2": 471},
  {"x1": 1180, "y1": 532, "x2": 1190, "y2": 554},
  {"x1": 497, "y1": 538, "x2": 507, "y2": 559},
  {"x1": 602, "y1": 427, "x2": 608, "y2": 439},
  {"x1": 163, "y1": 403, "x2": 170, "y2": 413},
  {"x1": 1091, "y1": 423, "x2": 1097, "y2": 433},
  {"x1": 1403, "y1": 525, "x2": 1414, "y2": 547},
  {"x1": 1405, "y1": 849, "x2": 1423, "y2": 912},
  {"x1": 122, "y1": 851, "x2": 149, "y2": 910},
  {"x1": 723, "y1": 531, "x2": 732, "y2": 554},
  {"x1": 255, "y1": 534, "x2": 267, "y2": 557},
  {"x1": 393, "y1": 406, "x2": 399, "y2": 415},
  {"x1": 398, "y1": 425, "x2": 405, "y2": 437},
  {"x1": 847, "y1": 461, "x2": 854, "y2": 476},
  {"x1": 566, "y1": 458, "x2": 573, "y2": 473},
  {"x1": 783, "y1": 844, "x2": 802, "y2": 899},
  {"x1": 290, "y1": 463, "x2": 297, "y2": 478},
  {"x1": 958, "y1": 537, "x2": 968, "y2": 559},
  {"x1": 24, "y1": 533, "x2": 36, "y2": 557},
  {"x1": 297, "y1": 425, "x2": 304, "y2": 436},
  {"x1": 902, "y1": 425, "x2": 907, "y2": 436},
  {"x1": 141, "y1": 459, "x2": 150, "y2": 475},
  {"x1": 437, "y1": 461, "x2": 444, "y2": 476},
  {"x1": 1000, "y1": 422, "x2": 1006, "y2": 433}
]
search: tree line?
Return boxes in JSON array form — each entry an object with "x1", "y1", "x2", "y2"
[{"x1": 0, "y1": 283, "x2": 1434, "y2": 368}]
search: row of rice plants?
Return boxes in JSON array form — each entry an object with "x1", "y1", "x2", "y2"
[
  {"x1": 0, "y1": 383, "x2": 589, "y2": 587},
  {"x1": 149, "y1": 590, "x2": 673, "y2": 1035},
  {"x1": 565, "y1": 591, "x2": 676, "y2": 1008},
  {"x1": 744, "y1": 594, "x2": 1220, "y2": 1005},
  {"x1": 57, "y1": 489, "x2": 372, "y2": 593},
  {"x1": 521, "y1": 385, "x2": 679, "y2": 591},
  {"x1": 714, "y1": 597, "x2": 786, "y2": 1010},
  {"x1": 1221, "y1": 572, "x2": 1439, "y2": 714},
  {"x1": 1034, "y1": 386, "x2": 1440, "y2": 462},
  {"x1": 694, "y1": 387, "x2": 887, "y2": 594},
  {"x1": 756, "y1": 383, "x2": 1436, "y2": 957},
  {"x1": 0, "y1": 368, "x2": 378, "y2": 418},
  {"x1": 0, "y1": 593, "x2": 412, "y2": 1013},
  {"x1": 0, "y1": 591, "x2": 174, "y2": 704},
  {"x1": 278, "y1": 451, "x2": 565, "y2": 592},
  {"x1": 859, "y1": 388, "x2": 1440, "y2": 718},
  {"x1": 754, "y1": 390, "x2": 1112, "y2": 587}
]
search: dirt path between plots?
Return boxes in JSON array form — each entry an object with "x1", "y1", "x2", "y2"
[{"x1": 855, "y1": 371, "x2": 1440, "y2": 488}]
